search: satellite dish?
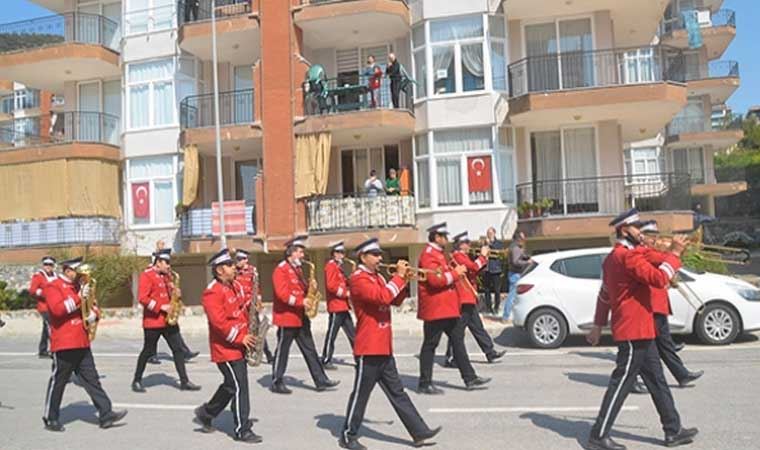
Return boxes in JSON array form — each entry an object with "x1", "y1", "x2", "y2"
[{"x1": 500, "y1": 207, "x2": 517, "y2": 240}]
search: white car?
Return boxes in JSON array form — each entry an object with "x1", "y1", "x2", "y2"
[{"x1": 512, "y1": 247, "x2": 760, "y2": 349}]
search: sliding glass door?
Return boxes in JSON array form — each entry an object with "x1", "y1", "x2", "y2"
[{"x1": 525, "y1": 18, "x2": 593, "y2": 92}]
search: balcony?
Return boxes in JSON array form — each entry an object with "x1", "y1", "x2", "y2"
[
  {"x1": 298, "y1": 76, "x2": 414, "y2": 146},
  {"x1": 179, "y1": 89, "x2": 260, "y2": 155},
  {"x1": 515, "y1": 173, "x2": 694, "y2": 238},
  {"x1": 0, "y1": 216, "x2": 120, "y2": 249},
  {"x1": 307, "y1": 193, "x2": 415, "y2": 233},
  {"x1": 507, "y1": 46, "x2": 686, "y2": 141},
  {"x1": 660, "y1": 9, "x2": 736, "y2": 59},
  {"x1": 177, "y1": 0, "x2": 259, "y2": 66},
  {"x1": 683, "y1": 60, "x2": 739, "y2": 104},
  {"x1": 666, "y1": 114, "x2": 743, "y2": 150},
  {"x1": 295, "y1": 0, "x2": 409, "y2": 49},
  {"x1": 180, "y1": 200, "x2": 257, "y2": 253},
  {"x1": 0, "y1": 13, "x2": 120, "y2": 93}
]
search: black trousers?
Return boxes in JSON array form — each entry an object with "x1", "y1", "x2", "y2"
[
  {"x1": 321, "y1": 312, "x2": 356, "y2": 364},
  {"x1": 184, "y1": 0, "x2": 199, "y2": 22},
  {"x1": 655, "y1": 314, "x2": 690, "y2": 382},
  {"x1": 591, "y1": 339, "x2": 681, "y2": 439},
  {"x1": 134, "y1": 326, "x2": 189, "y2": 383},
  {"x1": 38, "y1": 312, "x2": 50, "y2": 354},
  {"x1": 342, "y1": 355, "x2": 431, "y2": 442},
  {"x1": 390, "y1": 80, "x2": 400, "y2": 108},
  {"x1": 482, "y1": 272, "x2": 502, "y2": 313},
  {"x1": 44, "y1": 348, "x2": 112, "y2": 422},
  {"x1": 272, "y1": 319, "x2": 329, "y2": 386},
  {"x1": 419, "y1": 318, "x2": 476, "y2": 386},
  {"x1": 445, "y1": 304, "x2": 496, "y2": 363},
  {"x1": 201, "y1": 358, "x2": 251, "y2": 437}
]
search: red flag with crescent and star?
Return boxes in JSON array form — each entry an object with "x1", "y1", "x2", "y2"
[
  {"x1": 132, "y1": 182, "x2": 150, "y2": 219},
  {"x1": 467, "y1": 156, "x2": 492, "y2": 193}
]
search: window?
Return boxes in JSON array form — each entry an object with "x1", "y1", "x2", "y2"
[
  {"x1": 671, "y1": 147, "x2": 705, "y2": 184},
  {"x1": 126, "y1": 0, "x2": 175, "y2": 35},
  {"x1": 550, "y1": 254, "x2": 603, "y2": 279},
  {"x1": 436, "y1": 157, "x2": 462, "y2": 205},
  {"x1": 496, "y1": 127, "x2": 515, "y2": 204},
  {"x1": 489, "y1": 15, "x2": 506, "y2": 91},
  {"x1": 127, "y1": 59, "x2": 175, "y2": 129},
  {"x1": 127, "y1": 155, "x2": 178, "y2": 226},
  {"x1": 430, "y1": 15, "x2": 485, "y2": 95},
  {"x1": 414, "y1": 134, "x2": 430, "y2": 207},
  {"x1": 524, "y1": 18, "x2": 593, "y2": 91},
  {"x1": 236, "y1": 161, "x2": 258, "y2": 203},
  {"x1": 624, "y1": 147, "x2": 664, "y2": 183},
  {"x1": 340, "y1": 147, "x2": 398, "y2": 194}
]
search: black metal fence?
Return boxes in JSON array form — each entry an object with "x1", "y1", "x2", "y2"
[
  {"x1": 177, "y1": 0, "x2": 252, "y2": 26},
  {"x1": 180, "y1": 88, "x2": 254, "y2": 129},
  {"x1": 0, "y1": 12, "x2": 119, "y2": 53},
  {"x1": 516, "y1": 173, "x2": 692, "y2": 217},
  {"x1": 508, "y1": 45, "x2": 685, "y2": 97},
  {"x1": 303, "y1": 76, "x2": 413, "y2": 115},
  {"x1": 306, "y1": 193, "x2": 415, "y2": 233}
]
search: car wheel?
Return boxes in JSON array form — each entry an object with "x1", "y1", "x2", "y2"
[
  {"x1": 695, "y1": 303, "x2": 740, "y2": 345},
  {"x1": 527, "y1": 308, "x2": 567, "y2": 349}
]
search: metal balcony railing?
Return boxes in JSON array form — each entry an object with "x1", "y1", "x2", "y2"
[
  {"x1": 307, "y1": 193, "x2": 415, "y2": 233},
  {"x1": 0, "y1": 217, "x2": 120, "y2": 249},
  {"x1": 180, "y1": 88, "x2": 254, "y2": 129},
  {"x1": 300, "y1": 0, "x2": 407, "y2": 5},
  {"x1": 668, "y1": 114, "x2": 708, "y2": 136},
  {"x1": 304, "y1": 76, "x2": 413, "y2": 115},
  {"x1": 0, "y1": 12, "x2": 120, "y2": 53},
  {"x1": 0, "y1": 111, "x2": 120, "y2": 149},
  {"x1": 662, "y1": 8, "x2": 736, "y2": 34},
  {"x1": 177, "y1": 0, "x2": 252, "y2": 26},
  {"x1": 508, "y1": 45, "x2": 685, "y2": 98},
  {"x1": 679, "y1": 60, "x2": 739, "y2": 82},
  {"x1": 180, "y1": 201, "x2": 256, "y2": 237},
  {"x1": 516, "y1": 173, "x2": 692, "y2": 217}
]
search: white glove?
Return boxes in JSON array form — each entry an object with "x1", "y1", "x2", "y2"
[{"x1": 86, "y1": 311, "x2": 98, "y2": 325}]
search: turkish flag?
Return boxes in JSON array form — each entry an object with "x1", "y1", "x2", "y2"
[
  {"x1": 132, "y1": 182, "x2": 150, "y2": 219},
  {"x1": 467, "y1": 156, "x2": 492, "y2": 193}
]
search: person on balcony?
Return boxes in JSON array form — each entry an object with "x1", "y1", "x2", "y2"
[
  {"x1": 184, "y1": 0, "x2": 199, "y2": 23},
  {"x1": 502, "y1": 230, "x2": 533, "y2": 322},
  {"x1": 363, "y1": 55, "x2": 382, "y2": 108},
  {"x1": 364, "y1": 170, "x2": 385, "y2": 198},
  {"x1": 386, "y1": 52, "x2": 402, "y2": 108},
  {"x1": 385, "y1": 168, "x2": 400, "y2": 195}
]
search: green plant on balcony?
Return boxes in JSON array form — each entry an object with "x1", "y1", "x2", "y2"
[
  {"x1": 537, "y1": 198, "x2": 554, "y2": 216},
  {"x1": 517, "y1": 201, "x2": 534, "y2": 219}
]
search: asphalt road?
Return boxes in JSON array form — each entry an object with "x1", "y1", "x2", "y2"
[{"x1": 1, "y1": 329, "x2": 759, "y2": 450}]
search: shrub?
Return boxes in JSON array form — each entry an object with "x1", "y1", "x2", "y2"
[{"x1": 0, "y1": 281, "x2": 35, "y2": 311}]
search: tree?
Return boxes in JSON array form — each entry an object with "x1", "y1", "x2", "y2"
[{"x1": 714, "y1": 116, "x2": 760, "y2": 216}]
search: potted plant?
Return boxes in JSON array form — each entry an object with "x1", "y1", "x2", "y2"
[
  {"x1": 517, "y1": 202, "x2": 533, "y2": 219},
  {"x1": 539, "y1": 198, "x2": 554, "y2": 216}
]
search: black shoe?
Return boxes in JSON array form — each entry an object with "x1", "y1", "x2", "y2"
[
  {"x1": 181, "y1": 381, "x2": 201, "y2": 391},
  {"x1": 234, "y1": 430, "x2": 263, "y2": 444},
  {"x1": 443, "y1": 359, "x2": 457, "y2": 369},
  {"x1": 269, "y1": 382, "x2": 292, "y2": 395},
  {"x1": 632, "y1": 380, "x2": 649, "y2": 394},
  {"x1": 184, "y1": 351, "x2": 200, "y2": 362},
  {"x1": 417, "y1": 384, "x2": 444, "y2": 395},
  {"x1": 265, "y1": 354, "x2": 274, "y2": 365},
  {"x1": 413, "y1": 426, "x2": 442, "y2": 447},
  {"x1": 487, "y1": 350, "x2": 506, "y2": 363},
  {"x1": 465, "y1": 376, "x2": 491, "y2": 390},
  {"x1": 338, "y1": 436, "x2": 367, "y2": 450},
  {"x1": 587, "y1": 435, "x2": 626, "y2": 450},
  {"x1": 315, "y1": 379, "x2": 340, "y2": 392},
  {"x1": 147, "y1": 356, "x2": 161, "y2": 365},
  {"x1": 322, "y1": 361, "x2": 338, "y2": 371},
  {"x1": 99, "y1": 410, "x2": 128, "y2": 429},
  {"x1": 678, "y1": 370, "x2": 703, "y2": 388},
  {"x1": 193, "y1": 405, "x2": 214, "y2": 433},
  {"x1": 131, "y1": 381, "x2": 146, "y2": 393},
  {"x1": 38, "y1": 351, "x2": 51, "y2": 359},
  {"x1": 665, "y1": 427, "x2": 698, "y2": 447},
  {"x1": 674, "y1": 342, "x2": 685, "y2": 352},
  {"x1": 43, "y1": 419, "x2": 65, "y2": 432}
]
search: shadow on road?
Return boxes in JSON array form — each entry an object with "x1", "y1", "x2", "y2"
[
  {"x1": 59, "y1": 401, "x2": 102, "y2": 426},
  {"x1": 520, "y1": 412, "x2": 661, "y2": 448},
  {"x1": 564, "y1": 372, "x2": 610, "y2": 388},
  {"x1": 314, "y1": 413, "x2": 413, "y2": 447},
  {"x1": 141, "y1": 373, "x2": 180, "y2": 389},
  {"x1": 255, "y1": 374, "x2": 323, "y2": 392}
]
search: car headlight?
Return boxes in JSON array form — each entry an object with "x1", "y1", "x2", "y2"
[{"x1": 729, "y1": 283, "x2": 760, "y2": 301}]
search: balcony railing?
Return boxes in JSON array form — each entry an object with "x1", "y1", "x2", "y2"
[
  {"x1": 177, "y1": 0, "x2": 252, "y2": 27},
  {"x1": 180, "y1": 89, "x2": 254, "y2": 130},
  {"x1": 516, "y1": 173, "x2": 692, "y2": 217},
  {"x1": 0, "y1": 111, "x2": 120, "y2": 149},
  {"x1": 300, "y1": 0, "x2": 407, "y2": 4},
  {"x1": 303, "y1": 76, "x2": 413, "y2": 115},
  {"x1": 0, "y1": 217, "x2": 120, "y2": 249},
  {"x1": 668, "y1": 114, "x2": 708, "y2": 136},
  {"x1": 662, "y1": 9, "x2": 736, "y2": 34},
  {"x1": 508, "y1": 45, "x2": 685, "y2": 98},
  {"x1": 0, "y1": 12, "x2": 120, "y2": 53},
  {"x1": 180, "y1": 201, "x2": 255, "y2": 237},
  {"x1": 306, "y1": 193, "x2": 415, "y2": 233},
  {"x1": 679, "y1": 60, "x2": 739, "y2": 82}
]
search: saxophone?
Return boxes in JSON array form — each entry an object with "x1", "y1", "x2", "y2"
[
  {"x1": 78, "y1": 264, "x2": 98, "y2": 341},
  {"x1": 302, "y1": 260, "x2": 322, "y2": 320},
  {"x1": 246, "y1": 266, "x2": 270, "y2": 367},
  {"x1": 166, "y1": 270, "x2": 184, "y2": 326}
]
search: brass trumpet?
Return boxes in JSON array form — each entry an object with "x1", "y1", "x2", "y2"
[
  {"x1": 654, "y1": 229, "x2": 750, "y2": 266},
  {"x1": 467, "y1": 247, "x2": 509, "y2": 257},
  {"x1": 378, "y1": 261, "x2": 440, "y2": 282},
  {"x1": 77, "y1": 264, "x2": 98, "y2": 341}
]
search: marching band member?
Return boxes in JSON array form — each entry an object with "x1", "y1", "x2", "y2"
[
  {"x1": 339, "y1": 238, "x2": 441, "y2": 450},
  {"x1": 270, "y1": 236, "x2": 339, "y2": 394},
  {"x1": 235, "y1": 249, "x2": 273, "y2": 364},
  {"x1": 132, "y1": 249, "x2": 200, "y2": 393},
  {"x1": 30, "y1": 256, "x2": 58, "y2": 358},
  {"x1": 42, "y1": 257, "x2": 127, "y2": 432},
  {"x1": 417, "y1": 223, "x2": 490, "y2": 394},
  {"x1": 321, "y1": 241, "x2": 356, "y2": 370},
  {"x1": 444, "y1": 232, "x2": 506, "y2": 367},
  {"x1": 195, "y1": 249, "x2": 261, "y2": 443},
  {"x1": 586, "y1": 209, "x2": 698, "y2": 450}
]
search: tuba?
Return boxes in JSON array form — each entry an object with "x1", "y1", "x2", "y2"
[
  {"x1": 166, "y1": 270, "x2": 184, "y2": 326},
  {"x1": 302, "y1": 260, "x2": 323, "y2": 319},
  {"x1": 246, "y1": 266, "x2": 270, "y2": 367},
  {"x1": 77, "y1": 264, "x2": 98, "y2": 341}
]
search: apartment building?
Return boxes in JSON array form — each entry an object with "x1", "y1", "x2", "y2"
[{"x1": 0, "y1": 0, "x2": 744, "y2": 299}]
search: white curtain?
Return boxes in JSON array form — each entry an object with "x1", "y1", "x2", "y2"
[
  {"x1": 563, "y1": 127, "x2": 597, "y2": 206},
  {"x1": 462, "y1": 43, "x2": 485, "y2": 91},
  {"x1": 154, "y1": 81, "x2": 174, "y2": 125},
  {"x1": 414, "y1": 49, "x2": 427, "y2": 97},
  {"x1": 531, "y1": 131, "x2": 562, "y2": 204},
  {"x1": 416, "y1": 159, "x2": 430, "y2": 207},
  {"x1": 433, "y1": 45, "x2": 455, "y2": 93},
  {"x1": 491, "y1": 41, "x2": 506, "y2": 91},
  {"x1": 415, "y1": 134, "x2": 428, "y2": 156},
  {"x1": 430, "y1": 15, "x2": 483, "y2": 42},
  {"x1": 436, "y1": 158, "x2": 462, "y2": 205},
  {"x1": 129, "y1": 59, "x2": 173, "y2": 83},
  {"x1": 130, "y1": 155, "x2": 173, "y2": 179},
  {"x1": 129, "y1": 84, "x2": 149, "y2": 129},
  {"x1": 525, "y1": 23, "x2": 559, "y2": 91},
  {"x1": 559, "y1": 18, "x2": 594, "y2": 89},
  {"x1": 154, "y1": 180, "x2": 174, "y2": 225},
  {"x1": 433, "y1": 127, "x2": 492, "y2": 153}
]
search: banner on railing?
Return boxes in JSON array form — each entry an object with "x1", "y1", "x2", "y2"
[
  {"x1": 467, "y1": 156, "x2": 493, "y2": 193},
  {"x1": 212, "y1": 200, "x2": 247, "y2": 235}
]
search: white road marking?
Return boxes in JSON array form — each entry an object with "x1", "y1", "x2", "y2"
[
  {"x1": 429, "y1": 406, "x2": 640, "y2": 414},
  {"x1": 113, "y1": 403, "x2": 197, "y2": 411}
]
